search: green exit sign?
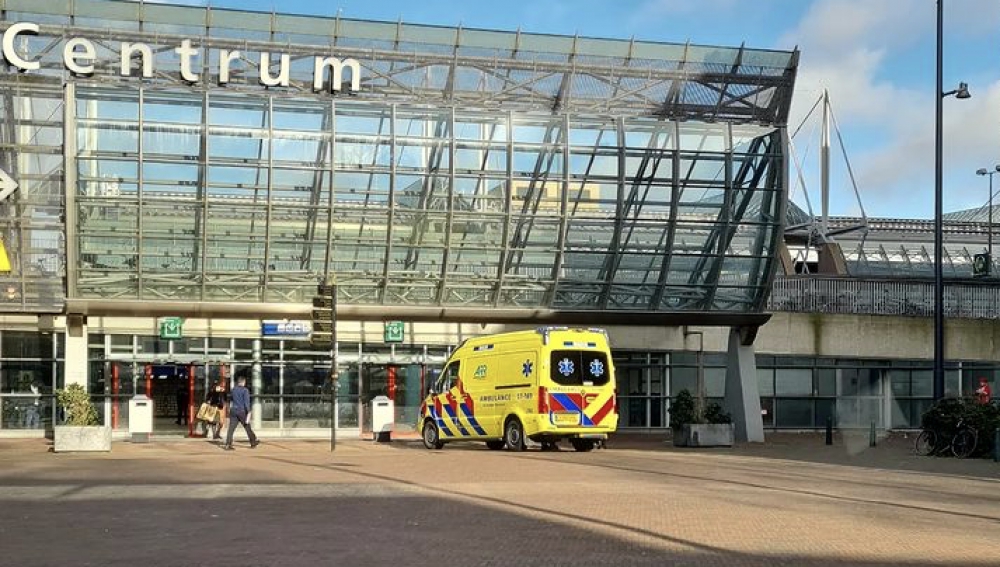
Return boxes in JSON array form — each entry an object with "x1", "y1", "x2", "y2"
[
  {"x1": 384, "y1": 321, "x2": 404, "y2": 343},
  {"x1": 159, "y1": 317, "x2": 183, "y2": 340}
]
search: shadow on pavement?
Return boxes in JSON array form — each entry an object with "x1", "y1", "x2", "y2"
[{"x1": 1, "y1": 488, "x2": 993, "y2": 567}]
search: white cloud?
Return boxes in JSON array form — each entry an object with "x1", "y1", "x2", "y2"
[{"x1": 780, "y1": 0, "x2": 1000, "y2": 217}]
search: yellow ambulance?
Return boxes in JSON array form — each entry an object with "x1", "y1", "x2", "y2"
[{"x1": 419, "y1": 327, "x2": 618, "y2": 452}]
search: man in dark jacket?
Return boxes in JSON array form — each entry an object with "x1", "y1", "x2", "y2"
[
  {"x1": 223, "y1": 376, "x2": 259, "y2": 450},
  {"x1": 175, "y1": 383, "x2": 189, "y2": 425}
]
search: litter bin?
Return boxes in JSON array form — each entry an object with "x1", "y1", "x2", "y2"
[
  {"x1": 129, "y1": 394, "x2": 153, "y2": 443},
  {"x1": 371, "y1": 395, "x2": 393, "y2": 442}
]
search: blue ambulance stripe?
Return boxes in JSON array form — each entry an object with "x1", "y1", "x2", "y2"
[
  {"x1": 442, "y1": 404, "x2": 469, "y2": 436},
  {"x1": 431, "y1": 407, "x2": 454, "y2": 437},
  {"x1": 551, "y1": 392, "x2": 582, "y2": 413},
  {"x1": 459, "y1": 403, "x2": 487, "y2": 436}
]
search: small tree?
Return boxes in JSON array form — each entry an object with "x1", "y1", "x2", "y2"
[
  {"x1": 669, "y1": 390, "x2": 697, "y2": 431},
  {"x1": 56, "y1": 384, "x2": 99, "y2": 426}
]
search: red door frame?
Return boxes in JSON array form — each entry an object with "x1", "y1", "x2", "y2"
[
  {"x1": 111, "y1": 363, "x2": 120, "y2": 429},
  {"x1": 187, "y1": 364, "x2": 196, "y2": 437}
]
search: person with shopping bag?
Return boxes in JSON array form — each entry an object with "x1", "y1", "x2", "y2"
[{"x1": 197, "y1": 380, "x2": 227, "y2": 439}]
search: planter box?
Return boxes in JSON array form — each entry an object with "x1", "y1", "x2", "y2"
[
  {"x1": 54, "y1": 426, "x2": 112, "y2": 453},
  {"x1": 673, "y1": 424, "x2": 734, "y2": 448}
]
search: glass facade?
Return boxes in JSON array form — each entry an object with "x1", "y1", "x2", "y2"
[
  {"x1": 85, "y1": 334, "x2": 448, "y2": 435},
  {"x1": 0, "y1": 331, "x2": 62, "y2": 431},
  {"x1": 0, "y1": 2, "x2": 796, "y2": 318},
  {"x1": 612, "y1": 351, "x2": 996, "y2": 430}
]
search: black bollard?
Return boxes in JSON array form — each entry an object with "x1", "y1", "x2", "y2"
[
  {"x1": 869, "y1": 421, "x2": 876, "y2": 447},
  {"x1": 825, "y1": 416, "x2": 833, "y2": 446},
  {"x1": 994, "y1": 428, "x2": 999, "y2": 463}
]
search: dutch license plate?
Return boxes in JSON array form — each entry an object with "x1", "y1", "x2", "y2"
[{"x1": 552, "y1": 412, "x2": 580, "y2": 426}]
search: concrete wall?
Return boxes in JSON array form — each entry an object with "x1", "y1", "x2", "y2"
[{"x1": 757, "y1": 312, "x2": 1000, "y2": 362}]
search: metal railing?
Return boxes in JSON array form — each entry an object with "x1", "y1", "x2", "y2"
[{"x1": 767, "y1": 276, "x2": 1000, "y2": 320}]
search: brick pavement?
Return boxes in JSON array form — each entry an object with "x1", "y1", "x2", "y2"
[{"x1": 0, "y1": 434, "x2": 998, "y2": 566}]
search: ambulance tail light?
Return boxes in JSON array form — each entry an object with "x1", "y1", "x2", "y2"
[
  {"x1": 538, "y1": 386, "x2": 549, "y2": 414},
  {"x1": 613, "y1": 388, "x2": 618, "y2": 414}
]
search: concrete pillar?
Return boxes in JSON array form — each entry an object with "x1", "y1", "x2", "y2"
[
  {"x1": 817, "y1": 242, "x2": 848, "y2": 275},
  {"x1": 64, "y1": 315, "x2": 88, "y2": 388},
  {"x1": 724, "y1": 327, "x2": 764, "y2": 443},
  {"x1": 251, "y1": 338, "x2": 262, "y2": 429}
]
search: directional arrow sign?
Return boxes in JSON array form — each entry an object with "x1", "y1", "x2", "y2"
[{"x1": 0, "y1": 167, "x2": 18, "y2": 202}]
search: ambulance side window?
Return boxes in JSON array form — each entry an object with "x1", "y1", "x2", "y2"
[{"x1": 437, "y1": 362, "x2": 460, "y2": 392}]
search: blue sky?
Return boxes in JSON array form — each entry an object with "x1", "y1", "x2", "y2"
[{"x1": 153, "y1": 0, "x2": 1000, "y2": 220}]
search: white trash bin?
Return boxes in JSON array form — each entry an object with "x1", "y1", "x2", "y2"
[
  {"x1": 129, "y1": 394, "x2": 153, "y2": 443},
  {"x1": 371, "y1": 395, "x2": 394, "y2": 442}
]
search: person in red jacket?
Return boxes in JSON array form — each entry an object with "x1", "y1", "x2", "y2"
[{"x1": 974, "y1": 377, "x2": 992, "y2": 405}]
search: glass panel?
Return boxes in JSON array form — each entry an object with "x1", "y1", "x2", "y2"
[
  {"x1": 912, "y1": 370, "x2": 933, "y2": 397},
  {"x1": 283, "y1": 397, "x2": 331, "y2": 428},
  {"x1": 2, "y1": 331, "x2": 54, "y2": 359},
  {"x1": 816, "y1": 368, "x2": 836, "y2": 396},
  {"x1": 889, "y1": 370, "x2": 910, "y2": 397},
  {"x1": 945, "y1": 370, "x2": 961, "y2": 397},
  {"x1": 838, "y1": 369, "x2": 859, "y2": 396},
  {"x1": 1, "y1": 361, "x2": 54, "y2": 393},
  {"x1": 890, "y1": 399, "x2": 909, "y2": 429},
  {"x1": 759, "y1": 397, "x2": 774, "y2": 428},
  {"x1": 756, "y1": 368, "x2": 774, "y2": 396},
  {"x1": 705, "y1": 367, "x2": 726, "y2": 397},
  {"x1": 670, "y1": 366, "x2": 696, "y2": 396},
  {"x1": 775, "y1": 399, "x2": 812, "y2": 428},
  {"x1": 775, "y1": 368, "x2": 812, "y2": 396},
  {"x1": 815, "y1": 399, "x2": 836, "y2": 428}
]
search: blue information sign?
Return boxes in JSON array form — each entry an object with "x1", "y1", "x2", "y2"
[{"x1": 261, "y1": 320, "x2": 312, "y2": 337}]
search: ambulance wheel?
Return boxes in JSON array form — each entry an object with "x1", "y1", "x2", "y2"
[
  {"x1": 422, "y1": 420, "x2": 444, "y2": 450},
  {"x1": 485, "y1": 440, "x2": 506, "y2": 450},
  {"x1": 570, "y1": 439, "x2": 595, "y2": 452},
  {"x1": 504, "y1": 418, "x2": 526, "y2": 452}
]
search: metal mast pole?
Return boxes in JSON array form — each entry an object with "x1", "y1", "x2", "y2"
[
  {"x1": 933, "y1": 0, "x2": 945, "y2": 400},
  {"x1": 820, "y1": 89, "x2": 830, "y2": 236},
  {"x1": 989, "y1": 173, "x2": 994, "y2": 265}
]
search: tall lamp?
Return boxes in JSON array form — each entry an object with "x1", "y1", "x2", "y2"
[
  {"x1": 934, "y1": 0, "x2": 971, "y2": 400},
  {"x1": 975, "y1": 165, "x2": 1000, "y2": 268}
]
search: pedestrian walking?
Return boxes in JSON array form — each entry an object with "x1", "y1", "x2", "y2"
[
  {"x1": 223, "y1": 376, "x2": 259, "y2": 450},
  {"x1": 200, "y1": 380, "x2": 227, "y2": 439}
]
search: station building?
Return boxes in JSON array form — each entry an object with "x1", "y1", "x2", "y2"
[{"x1": 0, "y1": 1, "x2": 995, "y2": 441}]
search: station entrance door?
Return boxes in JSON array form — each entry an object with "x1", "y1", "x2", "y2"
[{"x1": 107, "y1": 358, "x2": 230, "y2": 437}]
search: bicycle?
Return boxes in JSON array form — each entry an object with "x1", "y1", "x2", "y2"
[
  {"x1": 950, "y1": 418, "x2": 979, "y2": 459},
  {"x1": 914, "y1": 418, "x2": 979, "y2": 458},
  {"x1": 914, "y1": 427, "x2": 943, "y2": 456}
]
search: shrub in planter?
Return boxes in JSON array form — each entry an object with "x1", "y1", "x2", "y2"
[
  {"x1": 921, "y1": 397, "x2": 1000, "y2": 458},
  {"x1": 669, "y1": 390, "x2": 697, "y2": 431},
  {"x1": 670, "y1": 389, "x2": 734, "y2": 447},
  {"x1": 56, "y1": 383, "x2": 99, "y2": 426},
  {"x1": 704, "y1": 402, "x2": 732, "y2": 425},
  {"x1": 669, "y1": 389, "x2": 732, "y2": 428},
  {"x1": 54, "y1": 384, "x2": 109, "y2": 452}
]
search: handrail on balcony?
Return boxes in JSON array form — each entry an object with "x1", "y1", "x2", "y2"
[{"x1": 767, "y1": 275, "x2": 1000, "y2": 320}]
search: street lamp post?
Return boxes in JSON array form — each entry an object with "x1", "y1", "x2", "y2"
[
  {"x1": 975, "y1": 166, "x2": 1000, "y2": 266},
  {"x1": 934, "y1": 0, "x2": 971, "y2": 401}
]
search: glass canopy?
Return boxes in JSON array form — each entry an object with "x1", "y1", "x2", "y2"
[{"x1": 0, "y1": 3, "x2": 798, "y2": 316}]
